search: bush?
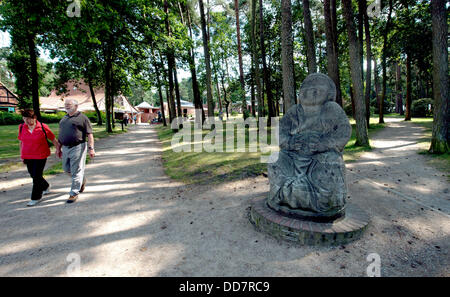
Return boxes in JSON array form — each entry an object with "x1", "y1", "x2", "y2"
[
  {"x1": 231, "y1": 111, "x2": 238, "y2": 116},
  {"x1": 371, "y1": 97, "x2": 394, "y2": 114},
  {"x1": 84, "y1": 110, "x2": 106, "y2": 123},
  {"x1": 0, "y1": 111, "x2": 23, "y2": 125},
  {"x1": 40, "y1": 112, "x2": 66, "y2": 123},
  {"x1": 411, "y1": 98, "x2": 433, "y2": 117}
]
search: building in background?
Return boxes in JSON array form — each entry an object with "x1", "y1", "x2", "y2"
[
  {"x1": 135, "y1": 101, "x2": 161, "y2": 123},
  {"x1": 0, "y1": 81, "x2": 19, "y2": 113},
  {"x1": 162, "y1": 99, "x2": 208, "y2": 118},
  {"x1": 39, "y1": 80, "x2": 139, "y2": 120}
]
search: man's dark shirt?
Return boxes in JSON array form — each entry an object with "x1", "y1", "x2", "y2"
[{"x1": 58, "y1": 111, "x2": 93, "y2": 147}]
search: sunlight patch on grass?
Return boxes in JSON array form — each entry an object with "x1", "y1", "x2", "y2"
[{"x1": 155, "y1": 116, "x2": 387, "y2": 184}]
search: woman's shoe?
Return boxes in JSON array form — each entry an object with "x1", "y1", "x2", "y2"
[
  {"x1": 27, "y1": 199, "x2": 42, "y2": 207},
  {"x1": 42, "y1": 185, "x2": 51, "y2": 195}
]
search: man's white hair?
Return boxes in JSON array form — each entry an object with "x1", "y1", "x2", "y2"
[{"x1": 65, "y1": 98, "x2": 78, "y2": 106}]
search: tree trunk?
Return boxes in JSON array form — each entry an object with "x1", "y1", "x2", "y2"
[
  {"x1": 251, "y1": 0, "x2": 263, "y2": 118},
  {"x1": 374, "y1": 57, "x2": 379, "y2": 108},
  {"x1": 158, "y1": 51, "x2": 173, "y2": 126},
  {"x1": 212, "y1": 56, "x2": 222, "y2": 113},
  {"x1": 234, "y1": 0, "x2": 247, "y2": 117},
  {"x1": 218, "y1": 59, "x2": 229, "y2": 118},
  {"x1": 342, "y1": 0, "x2": 369, "y2": 146},
  {"x1": 281, "y1": 0, "x2": 296, "y2": 111},
  {"x1": 185, "y1": 4, "x2": 205, "y2": 124},
  {"x1": 104, "y1": 46, "x2": 113, "y2": 133},
  {"x1": 380, "y1": 0, "x2": 393, "y2": 124},
  {"x1": 430, "y1": 0, "x2": 449, "y2": 153},
  {"x1": 251, "y1": 74, "x2": 256, "y2": 117},
  {"x1": 363, "y1": 0, "x2": 372, "y2": 127},
  {"x1": 395, "y1": 60, "x2": 404, "y2": 116},
  {"x1": 173, "y1": 62, "x2": 182, "y2": 118},
  {"x1": 87, "y1": 78, "x2": 102, "y2": 126},
  {"x1": 151, "y1": 48, "x2": 167, "y2": 126},
  {"x1": 259, "y1": 0, "x2": 275, "y2": 122},
  {"x1": 27, "y1": 33, "x2": 41, "y2": 121},
  {"x1": 110, "y1": 67, "x2": 115, "y2": 129},
  {"x1": 324, "y1": 0, "x2": 342, "y2": 106},
  {"x1": 350, "y1": 84, "x2": 356, "y2": 118},
  {"x1": 358, "y1": 0, "x2": 364, "y2": 82},
  {"x1": 302, "y1": 0, "x2": 317, "y2": 74},
  {"x1": 404, "y1": 56, "x2": 412, "y2": 120},
  {"x1": 164, "y1": 0, "x2": 177, "y2": 125},
  {"x1": 199, "y1": 0, "x2": 214, "y2": 118}
]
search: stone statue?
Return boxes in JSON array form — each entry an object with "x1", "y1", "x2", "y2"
[{"x1": 267, "y1": 73, "x2": 352, "y2": 221}]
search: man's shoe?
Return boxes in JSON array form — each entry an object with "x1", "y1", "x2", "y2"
[
  {"x1": 66, "y1": 195, "x2": 78, "y2": 204},
  {"x1": 42, "y1": 185, "x2": 51, "y2": 195},
  {"x1": 80, "y1": 177, "x2": 86, "y2": 193},
  {"x1": 27, "y1": 199, "x2": 42, "y2": 207}
]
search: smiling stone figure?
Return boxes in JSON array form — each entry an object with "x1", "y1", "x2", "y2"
[{"x1": 267, "y1": 73, "x2": 352, "y2": 221}]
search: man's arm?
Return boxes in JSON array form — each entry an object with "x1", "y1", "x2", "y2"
[
  {"x1": 55, "y1": 140, "x2": 62, "y2": 158},
  {"x1": 87, "y1": 133, "x2": 95, "y2": 158}
]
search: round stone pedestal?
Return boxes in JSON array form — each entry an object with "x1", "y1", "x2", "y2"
[{"x1": 249, "y1": 198, "x2": 370, "y2": 246}]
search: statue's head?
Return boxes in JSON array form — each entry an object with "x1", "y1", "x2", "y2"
[{"x1": 299, "y1": 73, "x2": 336, "y2": 107}]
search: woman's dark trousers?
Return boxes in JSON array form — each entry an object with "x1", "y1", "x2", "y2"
[{"x1": 25, "y1": 159, "x2": 49, "y2": 200}]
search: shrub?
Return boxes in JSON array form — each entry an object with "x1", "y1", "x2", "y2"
[
  {"x1": 84, "y1": 110, "x2": 106, "y2": 123},
  {"x1": 0, "y1": 111, "x2": 23, "y2": 125},
  {"x1": 371, "y1": 97, "x2": 394, "y2": 114},
  {"x1": 40, "y1": 112, "x2": 66, "y2": 123},
  {"x1": 231, "y1": 111, "x2": 238, "y2": 116},
  {"x1": 411, "y1": 98, "x2": 433, "y2": 117}
]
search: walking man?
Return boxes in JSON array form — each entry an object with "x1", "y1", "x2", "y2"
[{"x1": 56, "y1": 99, "x2": 95, "y2": 203}]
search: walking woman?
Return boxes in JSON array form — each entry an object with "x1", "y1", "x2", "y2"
[{"x1": 18, "y1": 110, "x2": 60, "y2": 206}]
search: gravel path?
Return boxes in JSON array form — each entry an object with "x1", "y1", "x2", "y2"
[{"x1": 0, "y1": 120, "x2": 448, "y2": 276}]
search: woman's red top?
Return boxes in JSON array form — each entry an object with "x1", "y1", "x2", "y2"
[{"x1": 18, "y1": 121, "x2": 55, "y2": 160}]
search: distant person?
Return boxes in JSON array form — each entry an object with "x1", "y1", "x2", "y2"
[
  {"x1": 56, "y1": 99, "x2": 95, "y2": 203},
  {"x1": 134, "y1": 115, "x2": 137, "y2": 124},
  {"x1": 18, "y1": 109, "x2": 60, "y2": 207},
  {"x1": 157, "y1": 111, "x2": 162, "y2": 122},
  {"x1": 123, "y1": 114, "x2": 129, "y2": 126}
]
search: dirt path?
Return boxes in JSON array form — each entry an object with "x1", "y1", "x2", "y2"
[{"x1": 0, "y1": 120, "x2": 448, "y2": 276}]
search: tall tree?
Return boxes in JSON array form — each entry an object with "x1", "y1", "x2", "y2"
[
  {"x1": 363, "y1": 0, "x2": 372, "y2": 127},
  {"x1": 405, "y1": 54, "x2": 412, "y2": 120},
  {"x1": 394, "y1": 61, "x2": 403, "y2": 116},
  {"x1": 323, "y1": 0, "x2": 342, "y2": 106},
  {"x1": 199, "y1": 0, "x2": 214, "y2": 118},
  {"x1": 234, "y1": 0, "x2": 248, "y2": 118},
  {"x1": 150, "y1": 50, "x2": 167, "y2": 126},
  {"x1": 259, "y1": 0, "x2": 276, "y2": 121},
  {"x1": 357, "y1": 0, "x2": 364, "y2": 82},
  {"x1": 173, "y1": 62, "x2": 182, "y2": 118},
  {"x1": 302, "y1": 0, "x2": 317, "y2": 74},
  {"x1": 281, "y1": 0, "x2": 296, "y2": 111},
  {"x1": 184, "y1": 3, "x2": 205, "y2": 124},
  {"x1": 250, "y1": 0, "x2": 263, "y2": 117},
  {"x1": 342, "y1": 0, "x2": 369, "y2": 146},
  {"x1": 429, "y1": 0, "x2": 449, "y2": 153},
  {"x1": 0, "y1": 0, "x2": 60, "y2": 120},
  {"x1": 165, "y1": 0, "x2": 178, "y2": 124},
  {"x1": 380, "y1": 0, "x2": 393, "y2": 124}
]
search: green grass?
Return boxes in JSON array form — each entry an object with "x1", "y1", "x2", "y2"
[
  {"x1": 344, "y1": 118, "x2": 386, "y2": 162},
  {"x1": 410, "y1": 117, "x2": 449, "y2": 175},
  {"x1": 0, "y1": 123, "x2": 127, "y2": 174},
  {"x1": 156, "y1": 116, "x2": 389, "y2": 185}
]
